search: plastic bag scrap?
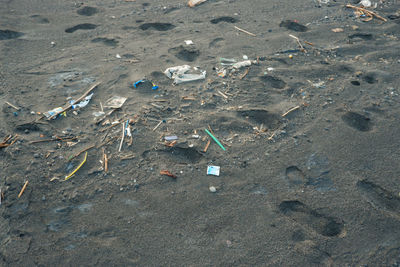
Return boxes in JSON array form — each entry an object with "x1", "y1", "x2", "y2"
[
  {"x1": 164, "y1": 65, "x2": 206, "y2": 84},
  {"x1": 104, "y1": 96, "x2": 127, "y2": 109},
  {"x1": 70, "y1": 93, "x2": 94, "y2": 109}
]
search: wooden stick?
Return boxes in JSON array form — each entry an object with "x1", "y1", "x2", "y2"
[
  {"x1": 217, "y1": 90, "x2": 228, "y2": 99},
  {"x1": 203, "y1": 139, "x2": 211, "y2": 152},
  {"x1": 104, "y1": 152, "x2": 108, "y2": 172},
  {"x1": 153, "y1": 120, "x2": 163, "y2": 131},
  {"x1": 289, "y1": 34, "x2": 306, "y2": 52},
  {"x1": 282, "y1": 105, "x2": 301, "y2": 117},
  {"x1": 118, "y1": 122, "x2": 125, "y2": 152},
  {"x1": 5, "y1": 101, "x2": 21, "y2": 111},
  {"x1": 69, "y1": 144, "x2": 95, "y2": 161},
  {"x1": 99, "y1": 120, "x2": 121, "y2": 132},
  {"x1": 18, "y1": 181, "x2": 29, "y2": 198},
  {"x1": 345, "y1": 4, "x2": 387, "y2": 22},
  {"x1": 239, "y1": 68, "x2": 250, "y2": 80},
  {"x1": 29, "y1": 136, "x2": 76, "y2": 144},
  {"x1": 234, "y1": 26, "x2": 257, "y2": 37},
  {"x1": 48, "y1": 82, "x2": 101, "y2": 120}
]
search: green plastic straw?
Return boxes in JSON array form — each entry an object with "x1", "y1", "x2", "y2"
[{"x1": 204, "y1": 129, "x2": 226, "y2": 151}]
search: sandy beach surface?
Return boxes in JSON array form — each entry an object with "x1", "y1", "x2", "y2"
[{"x1": 1, "y1": 0, "x2": 400, "y2": 265}]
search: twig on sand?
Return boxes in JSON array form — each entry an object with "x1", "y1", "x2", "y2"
[
  {"x1": 282, "y1": 106, "x2": 301, "y2": 117},
  {"x1": 5, "y1": 101, "x2": 21, "y2": 111},
  {"x1": 103, "y1": 149, "x2": 108, "y2": 173},
  {"x1": 29, "y1": 136, "x2": 76, "y2": 144},
  {"x1": 153, "y1": 120, "x2": 163, "y2": 131},
  {"x1": 217, "y1": 90, "x2": 228, "y2": 99},
  {"x1": 18, "y1": 181, "x2": 29, "y2": 198},
  {"x1": 239, "y1": 68, "x2": 250, "y2": 80},
  {"x1": 48, "y1": 82, "x2": 101, "y2": 120},
  {"x1": 234, "y1": 26, "x2": 257, "y2": 37},
  {"x1": 203, "y1": 139, "x2": 211, "y2": 153},
  {"x1": 289, "y1": 34, "x2": 306, "y2": 52},
  {"x1": 160, "y1": 170, "x2": 177, "y2": 178},
  {"x1": 0, "y1": 135, "x2": 18, "y2": 148},
  {"x1": 68, "y1": 144, "x2": 95, "y2": 161},
  {"x1": 345, "y1": 4, "x2": 387, "y2": 22}
]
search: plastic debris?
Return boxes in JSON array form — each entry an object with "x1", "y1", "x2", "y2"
[
  {"x1": 165, "y1": 135, "x2": 178, "y2": 141},
  {"x1": 164, "y1": 65, "x2": 206, "y2": 84},
  {"x1": 104, "y1": 96, "x2": 127, "y2": 109},
  {"x1": 220, "y1": 58, "x2": 237, "y2": 66},
  {"x1": 360, "y1": 0, "x2": 371, "y2": 7},
  {"x1": 70, "y1": 93, "x2": 93, "y2": 109},
  {"x1": 232, "y1": 60, "x2": 252, "y2": 69},
  {"x1": 188, "y1": 0, "x2": 207, "y2": 7},
  {"x1": 65, "y1": 152, "x2": 88, "y2": 181},
  {"x1": 209, "y1": 186, "x2": 217, "y2": 193},
  {"x1": 184, "y1": 40, "x2": 194, "y2": 45},
  {"x1": 134, "y1": 79, "x2": 158, "y2": 90},
  {"x1": 217, "y1": 68, "x2": 227, "y2": 78},
  {"x1": 204, "y1": 129, "x2": 226, "y2": 151},
  {"x1": 207, "y1": 166, "x2": 220, "y2": 176},
  {"x1": 93, "y1": 111, "x2": 105, "y2": 117},
  {"x1": 44, "y1": 107, "x2": 65, "y2": 118}
]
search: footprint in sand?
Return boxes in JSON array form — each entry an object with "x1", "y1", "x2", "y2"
[
  {"x1": 341, "y1": 111, "x2": 372, "y2": 132},
  {"x1": 357, "y1": 180, "x2": 400, "y2": 218},
  {"x1": 279, "y1": 200, "x2": 344, "y2": 237}
]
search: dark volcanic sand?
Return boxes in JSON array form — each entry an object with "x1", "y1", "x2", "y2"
[{"x1": 1, "y1": 0, "x2": 400, "y2": 266}]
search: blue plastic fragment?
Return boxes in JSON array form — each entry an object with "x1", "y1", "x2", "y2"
[{"x1": 133, "y1": 79, "x2": 159, "y2": 90}]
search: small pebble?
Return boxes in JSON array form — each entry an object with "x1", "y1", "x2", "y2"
[
  {"x1": 209, "y1": 186, "x2": 217, "y2": 193},
  {"x1": 33, "y1": 153, "x2": 40, "y2": 158}
]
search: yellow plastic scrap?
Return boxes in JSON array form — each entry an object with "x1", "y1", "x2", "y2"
[{"x1": 65, "y1": 152, "x2": 87, "y2": 181}]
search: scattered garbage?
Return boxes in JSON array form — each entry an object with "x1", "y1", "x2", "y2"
[
  {"x1": 346, "y1": 4, "x2": 387, "y2": 22},
  {"x1": 188, "y1": 0, "x2": 207, "y2": 7},
  {"x1": 44, "y1": 107, "x2": 65, "y2": 118},
  {"x1": 205, "y1": 129, "x2": 226, "y2": 151},
  {"x1": 93, "y1": 111, "x2": 105, "y2": 117},
  {"x1": 45, "y1": 82, "x2": 101, "y2": 119},
  {"x1": 164, "y1": 135, "x2": 178, "y2": 141},
  {"x1": 160, "y1": 170, "x2": 177, "y2": 178},
  {"x1": 65, "y1": 152, "x2": 88, "y2": 181},
  {"x1": 184, "y1": 40, "x2": 194, "y2": 45},
  {"x1": 164, "y1": 65, "x2": 206, "y2": 84},
  {"x1": 220, "y1": 58, "x2": 237, "y2": 66},
  {"x1": 232, "y1": 60, "x2": 252, "y2": 69},
  {"x1": 104, "y1": 96, "x2": 127, "y2": 109},
  {"x1": 209, "y1": 186, "x2": 217, "y2": 193},
  {"x1": 331, "y1": 28, "x2": 344, "y2": 33},
  {"x1": 207, "y1": 166, "x2": 220, "y2": 176},
  {"x1": 134, "y1": 79, "x2": 159, "y2": 90},
  {"x1": 360, "y1": 0, "x2": 372, "y2": 8},
  {"x1": 70, "y1": 93, "x2": 93, "y2": 109}
]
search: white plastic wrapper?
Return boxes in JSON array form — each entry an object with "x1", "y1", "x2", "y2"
[{"x1": 164, "y1": 65, "x2": 206, "y2": 84}]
